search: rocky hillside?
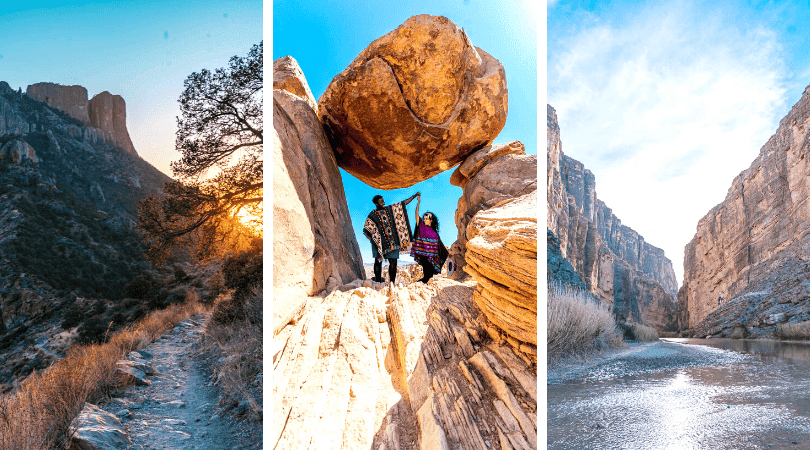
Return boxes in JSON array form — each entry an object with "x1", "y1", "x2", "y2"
[
  {"x1": 274, "y1": 15, "x2": 536, "y2": 449},
  {"x1": 0, "y1": 80, "x2": 171, "y2": 388},
  {"x1": 680, "y1": 84, "x2": 810, "y2": 337},
  {"x1": 547, "y1": 104, "x2": 678, "y2": 331}
]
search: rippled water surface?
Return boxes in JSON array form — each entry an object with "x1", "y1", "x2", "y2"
[{"x1": 548, "y1": 339, "x2": 810, "y2": 449}]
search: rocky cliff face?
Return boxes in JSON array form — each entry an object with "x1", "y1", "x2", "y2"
[
  {"x1": 26, "y1": 82, "x2": 136, "y2": 155},
  {"x1": 547, "y1": 104, "x2": 678, "y2": 330},
  {"x1": 272, "y1": 57, "x2": 364, "y2": 334},
  {"x1": 681, "y1": 84, "x2": 810, "y2": 334}
]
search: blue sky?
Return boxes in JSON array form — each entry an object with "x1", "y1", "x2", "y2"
[
  {"x1": 273, "y1": 0, "x2": 538, "y2": 264},
  {"x1": 549, "y1": 0, "x2": 810, "y2": 284},
  {"x1": 0, "y1": 0, "x2": 262, "y2": 177}
]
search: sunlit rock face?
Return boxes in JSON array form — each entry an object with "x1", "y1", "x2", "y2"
[
  {"x1": 449, "y1": 141, "x2": 537, "y2": 280},
  {"x1": 26, "y1": 82, "x2": 91, "y2": 125},
  {"x1": 273, "y1": 56, "x2": 318, "y2": 112},
  {"x1": 547, "y1": 104, "x2": 679, "y2": 331},
  {"x1": 682, "y1": 84, "x2": 810, "y2": 333},
  {"x1": 273, "y1": 59, "x2": 364, "y2": 334},
  {"x1": 318, "y1": 14, "x2": 508, "y2": 189}
]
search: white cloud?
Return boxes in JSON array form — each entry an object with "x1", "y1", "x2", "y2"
[{"x1": 549, "y1": 1, "x2": 788, "y2": 283}]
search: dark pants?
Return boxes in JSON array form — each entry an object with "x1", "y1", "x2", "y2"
[
  {"x1": 416, "y1": 255, "x2": 438, "y2": 283},
  {"x1": 374, "y1": 258, "x2": 398, "y2": 283}
]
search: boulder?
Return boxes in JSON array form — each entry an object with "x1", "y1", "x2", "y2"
[
  {"x1": 68, "y1": 402, "x2": 131, "y2": 450},
  {"x1": 273, "y1": 61, "x2": 364, "y2": 334},
  {"x1": 88, "y1": 91, "x2": 136, "y2": 155},
  {"x1": 0, "y1": 139, "x2": 38, "y2": 164},
  {"x1": 26, "y1": 82, "x2": 91, "y2": 125},
  {"x1": 318, "y1": 14, "x2": 508, "y2": 189},
  {"x1": 449, "y1": 141, "x2": 536, "y2": 279},
  {"x1": 273, "y1": 56, "x2": 318, "y2": 112},
  {"x1": 464, "y1": 191, "x2": 537, "y2": 345}
]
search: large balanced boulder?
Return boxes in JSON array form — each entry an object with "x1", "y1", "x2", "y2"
[
  {"x1": 449, "y1": 141, "x2": 537, "y2": 279},
  {"x1": 318, "y1": 14, "x2": 508, "y2": 189},
  {"x1": 464, "y1": 191, "x2": 537, "y2": 346},
  {"x1": 273, "y1": 58, "x2": 364, "y2": 334}
]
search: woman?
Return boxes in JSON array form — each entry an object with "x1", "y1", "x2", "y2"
[{"x1": 410, "y1": 193, "x2": 448, "y2": 283}]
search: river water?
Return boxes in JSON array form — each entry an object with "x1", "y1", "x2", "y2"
[{"x1": 547, "y1": 339, "x2": 810, "y2": 449}]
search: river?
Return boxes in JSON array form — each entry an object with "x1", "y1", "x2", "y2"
[{"x1": 547, "y1": 339, "x2": 810, "y2": 449}]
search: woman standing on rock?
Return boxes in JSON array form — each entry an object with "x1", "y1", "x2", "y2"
[{"x1": 411, "y1": 193, "x2": 449, "y2": 283}]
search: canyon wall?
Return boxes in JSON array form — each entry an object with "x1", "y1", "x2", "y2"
[
  {"x1": 681, "y1": 85, "x2": 810, "y2": 334},
  {"x1": 547, "y1": 104, "x2": 678, "y2": 330}
]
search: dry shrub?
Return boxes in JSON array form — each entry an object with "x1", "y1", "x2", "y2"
[
  {"x1": 0, "y1": 298, "x2": 203, "y2": 449},
  {"x1": 626, "y1": 322, "x2": 659, "y2": 342},
  {"x1": 203, "y1": 287, "x2": 262, "y2": 422},
  {"x1": 775, "y1": 320, "x2": 810, "y2": 340},
  {"x1": 548, "y1": 282, "x2": 624, "y2": 363}
]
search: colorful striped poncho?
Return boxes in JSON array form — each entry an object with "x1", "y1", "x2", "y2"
[
  {"x1": 363, "y1": 201, "x2": 412, "y2": 258},
  {"x1": 410, "y1": 221, "x2": 448, "y2": 273}
]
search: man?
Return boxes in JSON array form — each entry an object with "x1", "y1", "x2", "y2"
[{"x1": 363, "y1": 192, "x2": 419, "y2": 283}]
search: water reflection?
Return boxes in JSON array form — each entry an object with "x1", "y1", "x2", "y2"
[{"x1": 548, "y1": 339, "x2": 810, "y2": 449}]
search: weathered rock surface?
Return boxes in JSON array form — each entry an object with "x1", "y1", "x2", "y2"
[
  {"x1": 449, "y1": 141, "x2": 536, "y2": 279},
  {"x1": 464, "y1": 191, "x2": 537, "y2": 346},
  {"x1": 318, "y1": 14, "x2": 508, "y2": 189},
  {"x1": 26, "y1": 82, "x2": 91, "y2": 125},
  {"x1": 273, "y1": 277, "x2": 536, "y2": 450},
  {"x1": 88, "y1": 91, "x2": 136, "y2": 155},
  {"x1": 547, "y1": 228, "x2": 587, "y2": 291},
  {"x1": 273, "y1": 56, "x2": 318, "y2": 112},
  {"x1": 0, "y1": 138, "x2": 38, "y2": 164},
  {"x1": 547, "y1": 104, "x2": 678, "y2": 331},
  {"x1": 1, "y1": 83, "x2": 31, "y2": 136},
  {"x1": 69, "y1": 402, "x2": 132, "y2": 450},
  {"x1": 681, "y1": 84, "x2": 810, "y2": 333},
  {"x1": 273, "y1": 62, "x2": 364, "y2": 334}
]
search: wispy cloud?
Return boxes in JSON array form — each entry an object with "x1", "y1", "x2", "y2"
[{"x1": 549, "y1": 1, "x2": 788, "y2": 282}]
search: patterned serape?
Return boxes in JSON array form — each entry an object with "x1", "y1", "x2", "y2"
[
  {"x1": 411, "y1": 221, "x2": 448, "y2": 273},
  {"x1": 363, "y1": 201, "x2": 412, "y2": 259}
]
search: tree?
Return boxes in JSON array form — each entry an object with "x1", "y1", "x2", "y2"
[{"x1": 139, "y1": 42, "x2": 263, "y2": 262}]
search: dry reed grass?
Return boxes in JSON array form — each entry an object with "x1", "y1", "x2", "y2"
[
  {"x1": 775, "y1": 320, "x2": 810, "y2": 340},
  {"x1": 547, "y1": 282, "x2": 624, "y2": 363},
  {"x1": 0, "y1": 298, "x2": 202, "y2": 450},
  {"x1": 626, "y1": 322, "x2": 659, "y2": 342}
]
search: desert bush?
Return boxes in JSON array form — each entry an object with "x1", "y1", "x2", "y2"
[
  {"x1": 547, "y1": 282, "x2": 624, "y2": 363},
  {"x1": 624, "y1": 322, "x2": 659, "y2": 342},
  {"x1": 775, "y1": 320, "x2": 810, "y2": 340},
  {"x1": 0, "y1": 296, "x2": 203, "y2": 449}
]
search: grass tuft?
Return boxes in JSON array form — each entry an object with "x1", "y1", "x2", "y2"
[
  {"x1": 625, "y1": 322, "x2": 659, "y2": 342},
  {"x1": 547, "y1": 282, "x2": 624, "y2": 363}
]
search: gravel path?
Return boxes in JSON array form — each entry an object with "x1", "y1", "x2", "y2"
[{"x1": 100, "y1": 313, "x2": 258, "y2": 450}]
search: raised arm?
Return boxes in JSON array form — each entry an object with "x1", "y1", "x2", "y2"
[
  {"x1": 403, "y1": 192, "x2": 419, "y2": 206},
  {"x1": 414, "y1": 193, "x2": 421, "y2": 225}
]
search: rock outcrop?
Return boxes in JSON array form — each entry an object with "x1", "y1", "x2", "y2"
[
  {"x1": 318, "y1": 14, "x2": 508, "y2": 189},
  {"x1": 547, "y1": 229, "x2": 587, "y2": 291},
  {"x1": 69, "y1": 403, "x2": 132, "y2": 450},
  {"x1": 449, "y1": 141, "x2": 536, "y2": 279},
  {"x1": 681, "y1": 84, "x2": 810, "y2": 334},
  {"x1": 273, "y1": 56, "x2": 318, "y2": 112},
  {"x1": 88, "y1": 91, "x2": 136, "y2": 155},
  {"x1": 25, "y1": 82, "x2": 136, "y2": 155},
  {"x1": 26, "y1": 83, "x2": 91, "y2": 125},
  {"x1": 273, "y1": 277, "x2": 536, "y2": 450},
  {"x1": 547, "y1": 104, "x2": 678, "y2": 331},
  {"x1": 464, "y1": 191, "x2": 537, "y2": 346},
  {"x1": 0, "y1": 138, "x2": 38, "y2": 164},
  {"x1": 273, "y1": 60, "x2": 364, "y2": 334}
]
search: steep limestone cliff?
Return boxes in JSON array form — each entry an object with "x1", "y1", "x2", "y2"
[
  {"x1": 26, "y1": 82, "x2": 136, "y2": 155},
  {"x1": 681, "y1": 84, "x2": 810, "y2": 334},
  {"x1": 547, "y1": 104, "x2": 678, "y2": 331}
]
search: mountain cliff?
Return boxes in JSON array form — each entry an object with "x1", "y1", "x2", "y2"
[
  {"x1": 547, "y1": 104, "x2": 678, "y2": 331},
  {"x1": 0, "y1": 80, "x2": 171, "y2": 388},
  {"x1": 680, "y1": 84, "x2": 810, "y2": 336}
]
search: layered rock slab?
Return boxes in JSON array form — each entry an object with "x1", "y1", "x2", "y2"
[
  {"x1": 547, "y1": 104, "x2": 678, "y2": 331},
  {"x1": 681, "y1": 84, "x2": 810, "y2": 331},
  {"x1": 318, "y1": 14, "x2": 508, "y2": 189},
  {"x1": 449, "y1": 141, "x2": 536, "y2": 280},
  {"x1": 273, "y1": 60, "x2": 364, "y2": 334}
]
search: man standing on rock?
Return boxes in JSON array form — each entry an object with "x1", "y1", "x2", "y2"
[{"x1": 363, "y1": 193, "x2": 419, "y2": 284}]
